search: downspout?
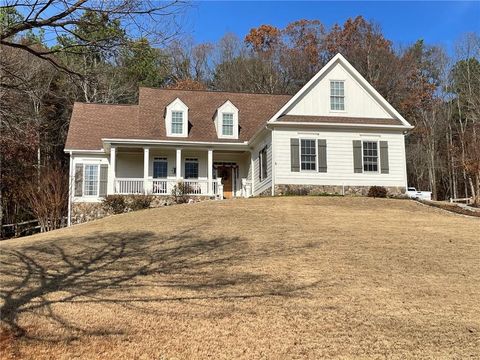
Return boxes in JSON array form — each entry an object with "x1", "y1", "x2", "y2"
[{"x1": 67, "y1": 151, "x2": 73, "y2": 227}]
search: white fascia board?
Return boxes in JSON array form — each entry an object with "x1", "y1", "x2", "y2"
[
  {"x1": 218, "y1": 99, "x2": 239, "y2": 111},
  {"x1": 335, "y1": 55, "x2": 412, "y2": 127},
  {"x1": 269, "y1": 122, "x2": 414, "y2": 130},
  {"x1": 267, "y1": 53, "x2": 413, "y2": 128},
  {"x1": 101, "y1": 138, "x2": 249, "y2": 148},
  {"x1": 64, "y1": 149, "x2": 105, "y2": 154}
]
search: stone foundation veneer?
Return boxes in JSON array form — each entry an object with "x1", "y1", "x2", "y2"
[
  {"x1": 257, "y1": 187, "x2": 273, "y2": 197},
  {"x1": 71, "y1": 202, "x2": 107, "y2": 225},
  {"x1": 72, "y1": 195, "x2": 212, "y2": 225},
  {"x1": 274, "y1": 184, "x2": 406, "y2": 197}
]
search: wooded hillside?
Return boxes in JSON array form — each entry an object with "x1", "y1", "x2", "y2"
[{"x1": 1, "y1": 2, "x2": 479, "y2": 235}]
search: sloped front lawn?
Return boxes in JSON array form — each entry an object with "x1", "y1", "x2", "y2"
[{"x1": 1, "y1": 197, "x2": 479, "y2": 359}]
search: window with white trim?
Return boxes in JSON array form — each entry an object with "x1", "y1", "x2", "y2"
[
  {"x1": 330, "y1": 80, "x2": 345, "y2": 111},
  {"x1": 216, "y1": 101, "x2": 239, "y2": 139},
  {"x1": 171, "y1": 111, "x2": 184, "y2": 134},
  {"x1": 185, "y1": 158, "x2": 198, "y2": 179},
  {"x1": 84, "y1": 164, "x2": 99, "y2": 196},
  {"x1": 300, "y1": 139, "x2": 316, "y2": 171},
  {"x1": 222, "y1": 113, "x2": 234, "y2": 136},
  {"x1": 258, "y1": 146, "x2": 267, "y2": 181},
  {"x1": 363, "y1": 141, "x2": 378, "y2": 172}
]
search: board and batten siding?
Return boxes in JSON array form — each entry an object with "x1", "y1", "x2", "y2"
[
  {"x1": 272, "y1": 127, "x2": 407, "y2": 188},
  {"x1": 284, "y1": 61, "x2": 394, "y2": 119},
  {"x1": 251, "y1": 131, "x2": 273, "y2": 196}
]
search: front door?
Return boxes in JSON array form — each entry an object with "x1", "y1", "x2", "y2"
[{"x1": 218, "y1": 166, "x2": 233, "y2": 199}]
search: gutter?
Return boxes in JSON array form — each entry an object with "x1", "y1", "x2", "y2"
[
  {"x1": 269, "y1": 121, "x2": 414, "y2": 130},
  {"x1": 101, "y1": 138, "x2": 249, "y2": 149}
]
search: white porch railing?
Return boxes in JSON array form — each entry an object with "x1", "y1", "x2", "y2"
[
  {"x1": 152, "y1": 179, "x2": 171, "y2": 195},
  {"x1": 115, "y1": 178, "x2": 224, "y2": 197},
  {"x1": 115, "y1": 178, "x2": 144, "y2": 194},
  {"x1": 183, "y1": 179, "x2": 208, "y2": 195}
]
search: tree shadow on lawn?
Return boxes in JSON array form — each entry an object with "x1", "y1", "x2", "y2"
[{"x1": 0, "y1": 227, "x2": 319, "y2": 342}]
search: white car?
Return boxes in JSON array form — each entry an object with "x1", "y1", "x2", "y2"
[{"x1": 406, "y1": 187, "x2": 432, "y2": 201}]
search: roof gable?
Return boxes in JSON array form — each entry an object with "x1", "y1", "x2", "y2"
[{"x1": 269, "y1": 53, "x2": 412, "y2": 128}]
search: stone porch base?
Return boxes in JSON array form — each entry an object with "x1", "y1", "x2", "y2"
[
  {"x1": 274, "y1": 184, "x2": 406, "y2": 197},
  {"x1": 72, "y1": 195, "x2": 212, "y2": 225}
]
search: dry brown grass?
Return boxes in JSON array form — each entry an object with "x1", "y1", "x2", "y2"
[{"x1": 1, "y1": 197, "x2": 479, "y2": 359}]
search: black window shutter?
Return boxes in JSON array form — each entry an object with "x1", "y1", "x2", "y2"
[
  {"x1": 380, "y1": 141, "x2": 389, "y2": 174},
  {"x1": 318, "y1": 139, "x2": 327, "y2": 173},
  {"x1": 353, "y1": 140, "x2": 363, "y2": 173},
  {"x1": 258, "y1": 150, "x2": 262, "y2": 180},
  {"x1": 262, "y1": 147, "x2": 268, "y2": 180},
  {"x1": 74, "y1": 164, "x2": 83, "y2": 196},
  {"x1": 99, "y1": 164, "x2": 108, "y2": 196},
  {"x1": 290, "y1": 139, "x2": 300, "y2": 172}
]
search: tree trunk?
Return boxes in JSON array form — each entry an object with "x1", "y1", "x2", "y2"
[
  {"x1": 448, "y1": 125, "x2": 458, "y2": 199},
  {"x1": 0, "y1": 149, "x2": 3, "y2": 239},
  {"x1": 468, "y1": 176, "x2": 476, "y2": 206}
]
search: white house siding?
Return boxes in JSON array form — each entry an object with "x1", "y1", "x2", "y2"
[
  {"x1": 285, "y1": 62, "x2": 394, "y2": 119},
  {"x1": 251, "y1": 131, "x2": 273, "y2": 196},
  {"x1": 116, "y1": 152, "x2": 144, "y2": 178},
  {"x1": 272, "y1": 127, "x2": 407, "y2": 188}
]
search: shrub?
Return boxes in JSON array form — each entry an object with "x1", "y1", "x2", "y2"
[
  {"x1": 103, "y1": 195, "x2": 127, "y2": 214},
  {"x1": 171, "y1": 181, "x2": 193, "y2": 204},
  {"x1": 129, "y1": 195, "x2": 153, "y2": 211},
  {"x1": 368, "y1": 186, "x2": 387, "y2": 198},
  {"x1": 23, "y1": 166, "x2": 68, "y2": 232}
]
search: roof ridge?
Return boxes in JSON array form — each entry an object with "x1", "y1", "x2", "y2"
[
  {"x1": 74, "y1": 102, "x2": 137, "y2": 107},
  {"x1": 139, "y1": 86, "x2": 292, "y2": 97}
]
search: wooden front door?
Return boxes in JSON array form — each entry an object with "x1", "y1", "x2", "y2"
[{"x1": 218, "y1": 166, "x2": 233, "y2": 199}]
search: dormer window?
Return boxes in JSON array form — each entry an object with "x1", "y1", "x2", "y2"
[
  {"x1": 215, "y1": 101, "x2": 239, "y2": 139},
  {"x1": 171, "y1": 111, "x2": 184, "y2": 134},
  {"x1": 330, "y1": 80, "x2": 345, "y2": 111},
  {"x1": 222, "y1": 113, "x2": 234, "y2": 136},
  {"x1": 166, "y1": 98, "x2": 188, "y2": 137}
]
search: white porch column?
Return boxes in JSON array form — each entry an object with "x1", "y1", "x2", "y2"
[
  {"x1": 176, "y1": 148, "x2": 182, "y2": 180},
  {"x1": 250, "y1": 150, "x2": 255, "y2": 196},
  {"x1": 143, "y1": 147, "x2": 151, "y2": 194},
  {"x1": 108, "y1": 147, "x2": 116, "y2": 195},
  {"x1": 207, "y1": 148, "x2": 213, "y2": 195}
]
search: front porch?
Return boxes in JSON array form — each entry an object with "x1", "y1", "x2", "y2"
[{"x1": 109, "y1": 146, "x2": 253, "y2": 199}]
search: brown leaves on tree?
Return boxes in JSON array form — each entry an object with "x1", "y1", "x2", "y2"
[
  {"x1": 245, "y1": 25, "x2": 281, "y2": 53},
  {"x1": 284, "y1": 19, "x2": 325, "y2": 69}
]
